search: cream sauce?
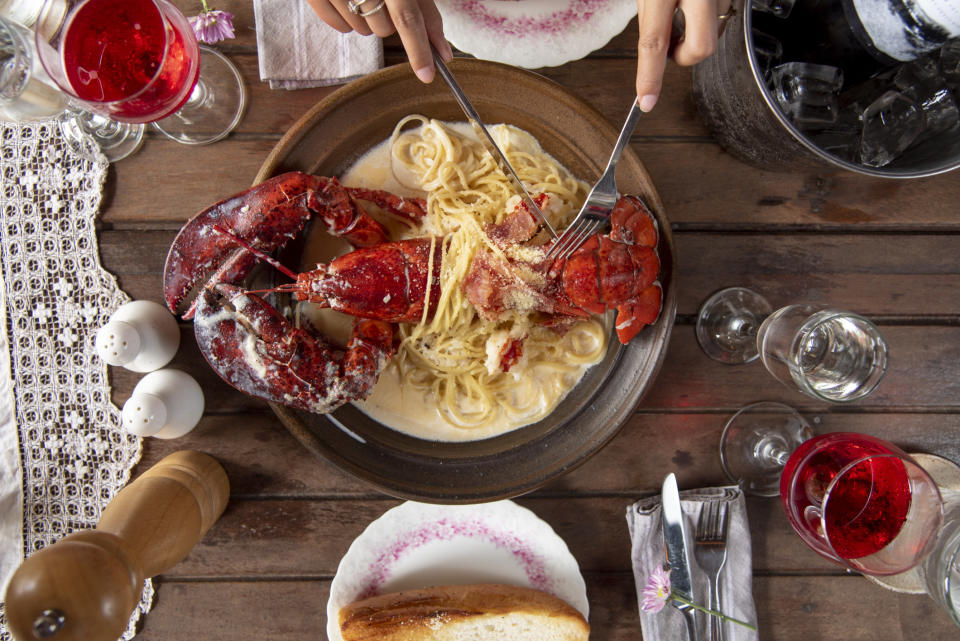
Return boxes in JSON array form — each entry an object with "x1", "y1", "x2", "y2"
[{"x1": 298, "y1": 121, "x2": 604, "y2": 442}]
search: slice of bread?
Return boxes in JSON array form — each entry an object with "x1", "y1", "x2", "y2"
[{"x1": 338, "y1": 583, "x2": 590, "y2": 641}]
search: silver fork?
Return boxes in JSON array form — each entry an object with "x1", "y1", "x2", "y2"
[
  {"x1": 694, "y1": 501, "x2": 729, "y2": 641},
  {"x1": 545, "y1": 97, "x2": 644, "y2": 261}
]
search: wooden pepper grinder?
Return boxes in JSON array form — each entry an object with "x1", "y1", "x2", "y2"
[{"x1": 4, "y1": 450, "x2": 230, "y2": 641}]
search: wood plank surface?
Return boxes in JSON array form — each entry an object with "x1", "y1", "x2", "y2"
[
  {"x1": 100, "y1": 230, "x2": 960, "y2": 317},
  {"x1": 89, "y1": 2, "x2": 960, "y2": 640},
  {"x1": 103, "y1": 137, "x2": 960, "y2": 230},
  {"x1": 133, "y1": 575, "x2": 959, "y2": 641},
  {"x1": 112, "y1": 494, "x2": 935, "y2": 577},
  {"x1": 102, "y1": 319, "x2": 960, "y2": 414}
]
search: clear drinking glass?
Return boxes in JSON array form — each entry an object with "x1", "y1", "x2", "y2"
[
  {"x1": 757, "y1": 304, "x2": 888, "y2": 402},
  {"x1": 920, "y1": 502, "x2": 960, "y2": 628},
  {"x1": 719, "y1": 403, "x2": 943, "y2": 576},
  {"x1": 0, "y1": 14, "x2": 143, "y2": 161},
  {"x1": 0, "y1": 0, "x2": 43, "y2": 27},
  {"x1": 696, "y1": 287, "x2": 889, "y2": 403},
  {"x1": 34, "y1": 0, "x2": 245, "y2": 145}
]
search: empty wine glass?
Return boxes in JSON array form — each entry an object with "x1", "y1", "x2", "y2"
[
  {"x1": 0, "y1": 13, "x2": 143, "y2": 160},
  {"x1": 33, "y1": 0, "x2": 245, "y2": 146},
  {"x1": 696, "y1": 286, "x2": 889, "y2": 403},
  {"x1": 719, "y1": 402, "x2": 943, "y2": 576}
]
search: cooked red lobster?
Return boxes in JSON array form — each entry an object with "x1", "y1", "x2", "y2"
[{"x1": 162, "y1": 171, "x2": 662, "y2": 414}]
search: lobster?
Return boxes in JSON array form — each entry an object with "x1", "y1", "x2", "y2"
[{"x1": 162, "y1": 171, "x2": 662, "y2": 414}]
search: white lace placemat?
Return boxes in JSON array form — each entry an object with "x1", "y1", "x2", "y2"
[{"x1": 0, "y1": 120, "x2": 151, "y2": 639}]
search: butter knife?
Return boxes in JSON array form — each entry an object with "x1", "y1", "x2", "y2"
[
  {"x1": 662, "y1": 473, "x2": 700, "y2": 641},
  {"x1": 431, "y1": 50, "x2": 558, "y2": 238}
]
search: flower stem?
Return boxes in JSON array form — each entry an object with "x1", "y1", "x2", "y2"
[
  {"x1": 671, "y1": 594, "x2": 757, "y2": 631},
  {"x1": 200, "y1": 0, "x2": 210, "y2": 12}
]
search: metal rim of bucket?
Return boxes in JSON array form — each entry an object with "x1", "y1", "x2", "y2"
[{"x1": 742, "y1": 7, "x2": 960, "y2": 179}]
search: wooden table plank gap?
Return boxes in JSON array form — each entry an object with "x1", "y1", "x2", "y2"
[{"x1": 675, "y1": 314, "x2": 960, "y2": 326}]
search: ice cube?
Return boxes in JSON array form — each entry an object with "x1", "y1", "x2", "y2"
[
  {"x1": 859, "y1": 91, "x2": 923, "y2": 167},
  {"x1": 752, "y1": 29, "x2": 784, "y2": 80},
  {"x1": 751, "y1": 0, "x2": 795, "y2": 19},
  {"x1": 770, "y1": 62, "x2": 844, "y2": 129},
  {"x1": 894, "y1": 56, "x2": 960, "y2": 138}
]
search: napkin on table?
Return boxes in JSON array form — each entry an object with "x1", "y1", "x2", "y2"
[
  {"x1": 253, "y1": 0, "x2": 384, "y2": 89},
  {"x1": 627, "y1": 486, "x2": 759, "y2": 641}
]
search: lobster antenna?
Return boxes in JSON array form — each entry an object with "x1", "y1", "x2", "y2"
[
  {"x1": 243, "y1": 284, "x2": 298, "y2": 296},
  {"x1": 211, "y1": 224, "x2": 299, "y2": 280}
]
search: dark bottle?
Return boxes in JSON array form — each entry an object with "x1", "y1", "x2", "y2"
[{"x1": 775, "y1": 0, "x2": 960, "y2": 85}]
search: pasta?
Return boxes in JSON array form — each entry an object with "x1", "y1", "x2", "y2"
[{"x1": 369, "y1": 116, "x2": 608, "y2": 434}]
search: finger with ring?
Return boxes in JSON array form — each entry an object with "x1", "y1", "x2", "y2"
[{"x1": 348, "y1": 0, "x2": 386, "y2": 16}]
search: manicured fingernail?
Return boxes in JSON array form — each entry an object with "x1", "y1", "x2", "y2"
[
  {"x1": 639, "y1": 94, "x2": 658, "y2": 112},
  {"x1": 415, "y1": 65, "x2": 435, "y2": 83}
]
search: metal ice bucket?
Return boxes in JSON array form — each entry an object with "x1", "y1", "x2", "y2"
[{"x1": 691, "y1": 2, "x2": 960, "y2": 178}]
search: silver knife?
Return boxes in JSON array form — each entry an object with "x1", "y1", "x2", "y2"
[
  {"x1": 662, "y1": 473, "x2": 700, "y2": 641},
  {"x1": 431, "y1": 49, "x2": 558, "y2": 239}
]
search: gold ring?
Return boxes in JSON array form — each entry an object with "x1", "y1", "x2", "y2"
[{"x1": 717, "y1": 6, "x2": 736, "y2": 21}]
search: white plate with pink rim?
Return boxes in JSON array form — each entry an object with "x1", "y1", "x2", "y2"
[
  {"x1": 325, "y1": 500, "x2": 589, "y2": 641},
  {"x1": 435, "y1": 0, "x2": 637, "y2": 68}
]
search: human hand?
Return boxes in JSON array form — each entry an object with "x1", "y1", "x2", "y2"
[
  {"x1": 635, "y1": 0, "x2": 734, "y2": 111},
  {"x1": 305, "y1": 0, "x2": 454, "y2": 83}
]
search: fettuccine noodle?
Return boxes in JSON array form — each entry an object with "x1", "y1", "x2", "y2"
[{"x1": 380, "y1": 116, "x2": 607, "y2": 433}]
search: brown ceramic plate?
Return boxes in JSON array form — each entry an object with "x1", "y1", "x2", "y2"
[{"x1": 254, "y1": 59, "x2": 676, "y2": 503}]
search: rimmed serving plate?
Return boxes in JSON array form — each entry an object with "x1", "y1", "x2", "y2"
[
  {"x1": 436, "y1": 0, "x2": 637, "y2": 68},
  {"x1": 325, "y1": 500, "x2": 588, "y2": 641},
  {"x1": 255, "y1": 59, "x2": 676, "y2": 503}
]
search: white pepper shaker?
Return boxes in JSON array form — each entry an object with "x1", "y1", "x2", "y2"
[
  {"x1": 122, "y1": 369, "x2": 204, "y2": 439},
  {"x1": 95, "y1": 300, "x2": 180, "y2": 372}
]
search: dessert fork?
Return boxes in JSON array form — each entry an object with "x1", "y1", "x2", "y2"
[
  {"x1": 545, "y1": 97, "x2": 643, "y2": 261},
  {"x1": 694, "y1": 501, "x2": 729, "y2": 641}
]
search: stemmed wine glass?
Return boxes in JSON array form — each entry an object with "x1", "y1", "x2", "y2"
[
  {"x1": 33, "y1": 0, "x2": 245, "y2": 149},
  {"x1": 0, "y1": 14, "x2": 144, "y2": 161},
  {"x1": 696, "y1": 286, "x2": 889, "y2": 403},
  {"x1": 719, "y1": 402, "x2": 943, "y2": 576}
]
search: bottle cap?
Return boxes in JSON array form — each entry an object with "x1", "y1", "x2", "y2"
[{"x1": 95, "y1": 321, "x2": 142, "y2": 367}]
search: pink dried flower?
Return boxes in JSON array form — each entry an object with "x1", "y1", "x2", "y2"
[
  {"x1": 640, "y1": 563, "x2": 757, "y2": 631},
  {"x1": 190, "y1": 2, "x2": 235, "y2": 45},
  {"x1": 641, "y1": 564, "x2": 672, "y2": 613}
]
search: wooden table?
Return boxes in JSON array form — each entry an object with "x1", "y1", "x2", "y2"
[{"x1": 102, "y1": 3, "x2": 960, "y2": 639}]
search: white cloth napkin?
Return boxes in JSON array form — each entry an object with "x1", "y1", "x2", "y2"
[
  {"x1": 626, "y1": 486, "x2": 759, "y2": 641},
  {"x1": 0, "y1": 271, "x2": 23, "y2": 597},
  {"x1": 253, "y1": 0, "x2": 384, "y2": 89}
]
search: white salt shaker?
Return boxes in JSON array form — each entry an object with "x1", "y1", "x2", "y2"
[
  {"x1": 95, "y1": 300, "x2": 180, "y2": 372},
  {"x1": 122, "y1": 369, "x2": 204, "y2": 439}
]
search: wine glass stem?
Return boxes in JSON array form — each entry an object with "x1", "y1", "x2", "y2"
[
  {"x1": 757, "y1": 442, "x2": 790, "y2": 467},
  {"x1": 735, "y1": 318, "x2": 757, "y2": 338},
  {"x1": 72, "y1": 108, "x2": 120, "y2": 137},
  {"x1": 183, "y1": 78, "x2": 208, "y2": 110}
]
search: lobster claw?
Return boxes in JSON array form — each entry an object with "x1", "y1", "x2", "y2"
[
  {"x1": 194, "y1": 284, "x2": 396, "y2": 413},
  {"x1": 163, "y1": 172, "x2": 430, "y2": 320},
  {"x1": 164, "y1": 172, "x2": 326, "y2": 318}
]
